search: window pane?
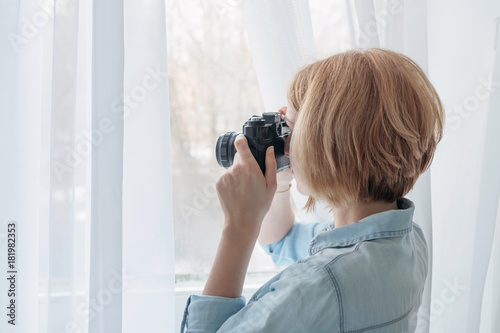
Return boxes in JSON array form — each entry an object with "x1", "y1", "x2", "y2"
[{"x1": 167, "y1": 0, "x2": 280, "y2": 279}]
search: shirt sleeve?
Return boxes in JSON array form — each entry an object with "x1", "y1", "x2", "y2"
[
  {"x1": 181, "y1": 263, "x2": 338, "y2": 333},
  {"x1": 258, "y1": 220, "x2": 333, "y2": 266},
  {"x1": 180, "y1": 294, "x2": 246, "y2": 333}
]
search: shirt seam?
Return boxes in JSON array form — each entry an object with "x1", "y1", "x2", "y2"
[{"x1": 323, "y1": 242, "x2": 363, "y2": 332}]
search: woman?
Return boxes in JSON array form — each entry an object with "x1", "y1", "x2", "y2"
[{"x1": 181, "y1": 48, "x2": 445, "y2": 332}]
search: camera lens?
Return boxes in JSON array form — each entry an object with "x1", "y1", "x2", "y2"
[{"x1": 215, "y1": 131, "x2": 240, "y2": 168}]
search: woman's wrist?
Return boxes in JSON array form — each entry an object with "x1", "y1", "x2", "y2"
[{"x1": 223, "y1": 217, "x2": 261, "y2": 241}]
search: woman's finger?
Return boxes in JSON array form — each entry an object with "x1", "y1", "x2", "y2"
[
  {"x1": 233, "y1": 134, "x2": 262, "y2": 172},
  {"x1": 232, "y1": 151, "x2": 240, "y2": 166},
  {"x1": 234, "y1": 134, "x2": 254, "y2": 162},
  {"x1": 265, "y1": 146, "x2": 277, "y2": 190}
]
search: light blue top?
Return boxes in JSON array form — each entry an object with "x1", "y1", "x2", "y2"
[{"x1": 180, "y1": 197, "x2": 428, "y2": 332}]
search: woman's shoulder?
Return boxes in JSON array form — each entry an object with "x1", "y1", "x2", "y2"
[
  {"x1": 301, "y1": 228, "x2": 427, "y2": 278},
  {"x1": 293, "y1": 235, "x2": 426, "y2": 330}
]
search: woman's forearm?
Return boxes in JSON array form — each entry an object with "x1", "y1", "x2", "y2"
[
  {"x1": 257, "y1": 187, "x2": 295, "y2": 245},
  {"x1": 202, "y1": 224, "x2": 258, "y2": 298}
]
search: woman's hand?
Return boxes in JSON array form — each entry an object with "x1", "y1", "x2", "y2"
[{"x1": 215, "y1": 134, "x2": 278, "y2": 237}]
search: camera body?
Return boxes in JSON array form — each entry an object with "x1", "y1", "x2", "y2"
[{"x1": 216, "y1": 112, "x2": 291, "y2": 175}]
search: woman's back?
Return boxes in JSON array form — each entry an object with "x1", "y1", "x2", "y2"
[{"x1": 212, "y1": 198, "x2": 427, "y2": 332}]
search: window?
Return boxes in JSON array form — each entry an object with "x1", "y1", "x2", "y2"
[
  {"x1": 168, "y1": 0, "x2": 282, "y2": 289},
  {"x1": 169, "y1": 0, "x2": 350, "y2": 292}
]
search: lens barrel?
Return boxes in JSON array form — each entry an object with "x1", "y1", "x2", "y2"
[{"x1": 215, "y1": 131, "x2": 240, "y2": 168}]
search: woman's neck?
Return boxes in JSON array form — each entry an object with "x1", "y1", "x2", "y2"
[{"x1": 332, "y1": 200, "x2": 399, "y2": 228}]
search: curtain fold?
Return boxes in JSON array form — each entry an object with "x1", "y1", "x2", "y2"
[
  {"x1": 353, "y1": 0, "x2": 379, "y2": 48},
  {"x1": 241, "y1": 0, "x2": 316, "y2": 113},
  {"x1": 122, "y1": 0, "x2": 175, "y2": 332},
  {"x1": 38, "y1": 1, "x2": 55, "y2": 330},
  {"x1": 89, "y1": 0, "x2": 124, "y2": 331},
  {"x1": 47, "y1": 0, "x2": 82, "y2": 330},
  {"x1": 468, "y1": 17, "x2": 500, "y2": 333},
  {"x1": 0, "y1": 1, "x2": 45, "y2": 332}
]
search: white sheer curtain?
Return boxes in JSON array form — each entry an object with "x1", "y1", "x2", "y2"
[
  {"x1": 241, "y1": 0, "x2": 500, "y2": 332},
  {"x1": 0, "y1": 0, "x2": 175, "y2": 332},
  {"x1": 427, "y1": 1, "x2": 500, "y2": 332},
  {"x1": 0, "y1": 1, "x2": 43, "y2": 332},
  {"x1": 122, "y1": 0, "x2": 175, "y2": 332}
]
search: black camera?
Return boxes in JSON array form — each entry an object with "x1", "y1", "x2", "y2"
[{"x1": 216, "y1": 112, "x2": 291, "y2": 175}]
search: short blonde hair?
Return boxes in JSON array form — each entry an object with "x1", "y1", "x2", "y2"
[{"x1": 288, "y1": 48, "x2": 445, "y2": 210}]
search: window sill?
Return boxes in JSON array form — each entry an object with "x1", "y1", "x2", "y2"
[{"x1": 174, "y1": 269, "x2": 284, "y2": 297}]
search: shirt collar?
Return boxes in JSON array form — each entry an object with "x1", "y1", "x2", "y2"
[{"x1": 308, "y1": 197, "x2": 415, "y2": 256}]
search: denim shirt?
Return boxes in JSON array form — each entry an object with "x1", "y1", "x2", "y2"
[{"x1": 180, "y1": 197, "x2": 428, "y2": 332}]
